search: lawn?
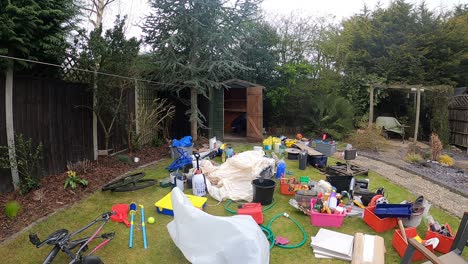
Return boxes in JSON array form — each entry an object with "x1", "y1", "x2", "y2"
[{"x1": 0, "y1": 144, "x2": 464, "y2": 263}]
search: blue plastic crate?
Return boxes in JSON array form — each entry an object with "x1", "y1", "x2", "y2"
[{"x1": 374, "y1": 204, "x2": 412, "y2": 218}]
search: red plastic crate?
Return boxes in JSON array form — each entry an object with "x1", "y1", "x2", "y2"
[
  {"x1": 392, "y1": 227, "x2": 435, "y2": 262},
  {"x1": 424, "y1": 225, "x2": 455, "y2": 254},
  {"x1": 364, "y1": 206, "x2": 398, "y2": 233},
  {"x1": 237, "y1": 203, "x2": 263, "y2": 224}
]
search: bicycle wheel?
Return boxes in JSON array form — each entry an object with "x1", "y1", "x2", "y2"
[
  {"x1": 111, "y1": 179, "x2": 157, "y2": 192},
  {"x1": 102, "y1": 172, "x2": 145, "y2": 191}
]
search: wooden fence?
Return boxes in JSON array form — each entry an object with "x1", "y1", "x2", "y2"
[
  {"x1": 0, "y1": 75, "x2": 94, "y2": 192},
  {"x1": 449, "y1": 95, "x2": 468, "y2": 148}
]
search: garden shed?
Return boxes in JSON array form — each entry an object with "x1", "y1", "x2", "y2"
[
  {"x1": 208, "y1": 79, "x2": 263, "y2": 142},
  {"x1": 449, "y1": 90, "x2": 468, "y2": 148}
]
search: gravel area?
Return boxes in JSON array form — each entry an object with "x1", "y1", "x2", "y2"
[
  {"x1": 352, "y1": 155, "x2": 468, "y2": 218},
  {"x1": 359, "y1": 150, "x2": 468, "y2": 197}
]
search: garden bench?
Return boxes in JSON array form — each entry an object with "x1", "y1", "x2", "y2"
[{"x1": 376, "y1": 116, "x2": 408, "y2": 142}]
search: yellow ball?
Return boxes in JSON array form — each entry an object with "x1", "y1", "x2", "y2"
[{"x1": 147, "y1": 217, "x2": 155, "y2": 224}]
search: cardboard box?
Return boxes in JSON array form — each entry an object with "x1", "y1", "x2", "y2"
[{"x1": 352, "y1": 233, "x2": 385, "y2": 264}]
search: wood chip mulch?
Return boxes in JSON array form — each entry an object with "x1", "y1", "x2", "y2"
[{"x1": 0, "y1": 144, "x2": 169, "y2": 243}]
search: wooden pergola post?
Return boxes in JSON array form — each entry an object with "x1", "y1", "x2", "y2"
[{"x1": 413, "y1": 87, "x2": 422, "y2": 143}]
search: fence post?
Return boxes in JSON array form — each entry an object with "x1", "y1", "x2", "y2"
[
  {"x1": 134, "y1": 79, "x2": 139, "y2": 135},
  {"x1": 5, "y1": 64, "x2": 20, "y2": 190}
]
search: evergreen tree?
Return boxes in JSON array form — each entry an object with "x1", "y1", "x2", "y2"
[{"x1": 142, "y1": 0, "x2": 262, "y2": 141}]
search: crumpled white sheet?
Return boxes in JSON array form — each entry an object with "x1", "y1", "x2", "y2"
[
  {"x1": 200, "y1": 150, "x2": 275, "y2": 202},
  {"x1": 167, "y1": 188, "x2": 270, "y2": 264}
]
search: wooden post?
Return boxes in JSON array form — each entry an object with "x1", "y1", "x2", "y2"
[
  {"x1": 134, "y1": 80, "x2": 139, "y2": 135},
  {"x1": 368, "y1": 84, "x2": 374, "y2": 128},
  {"x1": 413, "y1": 87, "x2": 421, "y2": 143},
  {"x1": 92, "y1": 78, "x2": 98, "y2": 160},
  {"x1": 5, "y1": 64, "x2": 20, "y2": 190}
]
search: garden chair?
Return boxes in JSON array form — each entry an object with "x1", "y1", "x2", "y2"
[
  {"x1": 400, "y1": 211, "x2": 468, "y2": 264},
  {"x1": 375, "y1": 116, "x2": 408, "y2": 142}
]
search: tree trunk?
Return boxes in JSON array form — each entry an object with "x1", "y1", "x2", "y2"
[
  {"x1": 5, "y1": 61, "x2": 20, "y2": 190},
  {"x1": 190, "y1": 87, "x2": 198, "y2": 141}
]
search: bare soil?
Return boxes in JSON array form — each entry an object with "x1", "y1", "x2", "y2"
[{"x1": 0, "y1": 145, "x2": 169, "y2": 243}]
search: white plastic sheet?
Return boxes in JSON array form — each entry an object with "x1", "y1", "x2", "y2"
[
  {"x1": 200, "y1": 150, "x2": 275, "y2": 202},
  {"x1": 167, "y1": 188, "x2": 270, "y2": 264}
]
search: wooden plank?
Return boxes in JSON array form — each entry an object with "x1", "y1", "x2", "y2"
[{"x1": 293, "y1": 143, "x2": 323, "y2": 156}]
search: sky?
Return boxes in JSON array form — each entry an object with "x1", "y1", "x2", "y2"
[{"x1": 97, "y1": 0, "x2": 466, "y2": 40}]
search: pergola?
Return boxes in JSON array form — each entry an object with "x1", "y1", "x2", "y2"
[{"x1": 368, "y1": 83, "x2": 451, "y2": 143}]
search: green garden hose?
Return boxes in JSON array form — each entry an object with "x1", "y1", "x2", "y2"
[
  {"x1": 261, "y1": 212, "x2": 308, "y2": 249},
  {"x1": 223, "y1": 200, "x2": 307, "y2": 250}
]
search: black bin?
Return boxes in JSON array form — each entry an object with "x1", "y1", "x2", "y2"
[
  {"x1": 252, "y1": 179, "x2": 276, "y2": 205},
  {"x1": 326, "y1": 175, "x2": 353, "y2": 192}
]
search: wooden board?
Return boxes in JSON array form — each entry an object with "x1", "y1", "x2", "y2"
[
  {"x1": 246, "y1": 87, "x2": 263, "y2": 141},
  {"x1": 293, "y1": 143, "x2": 323, "y2": 156}
]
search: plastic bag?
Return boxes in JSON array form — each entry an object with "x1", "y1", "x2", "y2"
[
  {"x1": 172, "y1": 136, "x2": 193, "y2": 147},
  {"x1": 167, "y1": 188, "x2": 270, "y2": 264}
]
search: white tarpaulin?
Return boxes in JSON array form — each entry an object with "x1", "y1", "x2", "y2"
[
  {"x1": 167, "y1": 188, "x2": 270, "y2": 264},
  {"x1": 200, "y1": 150, "x2": 275, "y2": 202}
]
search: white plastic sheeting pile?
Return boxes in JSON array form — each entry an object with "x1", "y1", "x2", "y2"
[
  {"x1": 167, "y1": 188, "x2": 270, "y2": 264},
  {"x1": 200, "y1": 150, "x2": 275, "y2": 202}
]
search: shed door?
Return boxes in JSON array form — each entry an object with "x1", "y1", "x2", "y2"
[{"x1": 247, "y1": 87, "x2": 263, "y2": 141}]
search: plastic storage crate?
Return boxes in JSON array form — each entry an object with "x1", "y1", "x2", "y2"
[
  {"x1": 315, "y1": 141, "x2": 336, "y2": 157},
  {"x1": 308, "y1": 155, "x2": 328, "y2": 168},
  {"x1": 392, "y1": 227, "x2": 435, "y2": 262},
  {"x1": 363, "y1": 206, "x2": 398, "y2": 233},
  {"x1": 170, "y1": 144, "x2": 193, "y2": 160},
  {"x1": 154, "y1": 191, "x2": 207, "y2": 216},
  {"x1": 326, "y1": 175, "x2": 353, "y2": 192},
  {"x1": 424, "y1": 226, "x2": 455, "y2": 254},
  {"x1": 310, "y1": 198, "x2": 346, "y2": 227}
]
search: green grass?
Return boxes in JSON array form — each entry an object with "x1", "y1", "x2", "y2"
[{"x1": 0, "y1": 144, "x2": 464, "y2": 263}]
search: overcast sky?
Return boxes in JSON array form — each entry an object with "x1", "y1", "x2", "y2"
[{"x1": 97, "y1": 0, "x2": 466, "y2": 40}]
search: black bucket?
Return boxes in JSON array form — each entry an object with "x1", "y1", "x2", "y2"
[{"x1": 252, "y1": 179, "x2": 276, "y2": 205}]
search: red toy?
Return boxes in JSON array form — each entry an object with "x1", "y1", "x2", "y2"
[
  {"x1": 237, "y1": 203, "x2": 263, "y2": 224},
  {"x1": 110, "y1": 204, "x2": 130, "y2": 227}
]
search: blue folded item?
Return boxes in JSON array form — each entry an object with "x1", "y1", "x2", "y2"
[
  {"x1": 374, "y1": 204, "x2": 412, "y2": 218},
  {"x1": 172, "y1": 136, "x2": 193, "y2": 147}
]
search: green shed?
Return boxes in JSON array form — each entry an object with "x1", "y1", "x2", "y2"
[{"x1": 208, "y1": 79, "x2": 264, "y2": 142}]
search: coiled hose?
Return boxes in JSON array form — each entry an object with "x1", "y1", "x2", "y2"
[{"x1": 261, "y1": 212, "x2": 308, "y2": 249}]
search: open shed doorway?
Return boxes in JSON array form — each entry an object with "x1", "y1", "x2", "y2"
[{"x1": 222, "y1": 79, "x2": 263, "y2": 142}]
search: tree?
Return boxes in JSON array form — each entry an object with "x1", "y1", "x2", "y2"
[
  {"x1": 73, "y1": 16, "x2": 140, "y2": 150},
  {"x1": 0, "y1": 0, "x2": 76, "y2": 190},
  {"x1": 143, "y1": 0, "x2": 262, "y2": 141}
]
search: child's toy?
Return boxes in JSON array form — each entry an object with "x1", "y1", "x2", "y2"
[
  {"x1": 110, "y1": 204, "x2": 130, "y2": 227},
  {"x1": 129, "y1": 203, "x2": 137, "y2": 248},
  {"x1": 155, "y1": 191, "x2": 207, "y2": 216},
  {"x1": 139, "y1": 205, "x2": 148, "y2": 249}
]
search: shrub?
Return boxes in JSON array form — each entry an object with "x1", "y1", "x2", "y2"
[
  {"x1": 430, "y1": 133, "x2": 443, "y2": 161},
  {"x1": 405, "y1": 153, "x2": 423, "y2": 164},
  {"x1": 347, "y1": 125, "x2": 387, "y2": 151},
  {"x1": 0, "y1": 134, "x2": 43, "y2": 194},
  {"x1": 151, "y1": 136, "x2": 163, "y2": 147},
  {"x1": 4, "y1": 201, "x2": 21, "y2": 219},
  {"x1": 438, "y1": 154, "x2": 454, "y2": 166},
  {"x1": 115, "y1": 154, "x2": 132, "y2": 165},
  {"x1": 64, "y1": 170, "x2": 88, "y2": 190}
]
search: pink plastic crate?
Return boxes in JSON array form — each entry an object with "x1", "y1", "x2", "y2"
[{"x1": 310, "y1": 198, "x2": 346, "y2": 227}]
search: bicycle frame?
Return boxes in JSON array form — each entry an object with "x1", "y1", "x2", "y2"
[{"x1": 32, "y1": 212, "x2": 115, "y2": 264}]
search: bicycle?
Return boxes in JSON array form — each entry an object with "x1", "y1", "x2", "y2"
[
  {"x1": 101, "y1": 172, "x2": 157, "y2": 192},
  {"x1": 29, "y1": 212, "x2": 115, "y2": 264}
]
